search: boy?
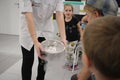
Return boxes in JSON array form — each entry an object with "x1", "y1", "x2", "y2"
[
  {"x1": 82, "y1": 16, "x2": 120, "y2": 80},
  {"x1": 71, "y1": 0, "x2": 118, "y2": 80}
]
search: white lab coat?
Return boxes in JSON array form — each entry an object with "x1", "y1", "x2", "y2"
[
  {"x1": 20, "y1": 0, "x2": 65, "y2": 80},
  {"x1": 20, "y1": 0, "x2": 64, "y2": 50}
]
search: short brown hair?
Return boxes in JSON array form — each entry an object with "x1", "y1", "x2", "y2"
[{"x1": 83, "y1": 16, "x2": 120, "y2": 79}]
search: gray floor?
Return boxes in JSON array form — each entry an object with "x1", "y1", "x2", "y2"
[{"x1": 0, "y1": 34, "x2": 82, "y2": 80}]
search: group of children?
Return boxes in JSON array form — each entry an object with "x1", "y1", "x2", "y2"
[{"x1": 63, "y1": 1, "x2": 120, "y2": 80}]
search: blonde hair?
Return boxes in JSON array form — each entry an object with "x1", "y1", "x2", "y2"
[
  {"x1": 64, "y1": 4, "x2": 74, "y2": 11},
  {"x1": 84, "y1": 4, "x2": 104, "y2": 16}
]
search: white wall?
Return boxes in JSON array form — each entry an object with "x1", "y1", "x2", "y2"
[{"x1": 0, "y1": 0, "x2": 20, "y2": 35}]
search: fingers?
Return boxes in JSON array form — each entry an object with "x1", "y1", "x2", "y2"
[
  {"x1": 35, "y1": 42, "x2": 44, "y2": 59},
  {"x1": 36, "y1": 48, "x2": 43, "y2": 59},
  {"x1": 61, "y1": 39, "x2": 67, "y2": 46}
]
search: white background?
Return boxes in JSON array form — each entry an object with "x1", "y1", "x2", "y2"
[{"x1": 0, "y1": 0, "x2": 20, "y2": 35}]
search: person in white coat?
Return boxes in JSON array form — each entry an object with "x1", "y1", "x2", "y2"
[{"x1": 20, "y1": 0, "x2": 66, "y2": 80}]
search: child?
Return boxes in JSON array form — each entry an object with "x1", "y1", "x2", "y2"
[
  {"x1": 82, "y1": 16, "x2": 120, "y2": 80},
  {"x1": 71, "y1": 0, "x2": 118, "y2": 80},
  {"x1": 63, "y1": 4, "x2": 82, "y2": 71}
]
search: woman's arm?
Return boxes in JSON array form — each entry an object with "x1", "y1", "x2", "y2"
[
  {"x1": 25, "y1": 12, "x2": 37, "y2": 43},
  {"x1": 56, "y1": 11, "x2": 67, "y2": 45},
  {"x1": 24, "y1": 12, "x2": 43, "y2": 59}
]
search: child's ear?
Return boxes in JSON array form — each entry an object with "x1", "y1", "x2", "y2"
[
  {"x1": 94, "y1": 11, "x2": 99, "y2": 17},
  {"x1": 82, "y1": 53, "x2": 92, "y2": 68}
]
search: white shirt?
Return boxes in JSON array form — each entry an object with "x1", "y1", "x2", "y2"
[{"x1": 19, "y1": 0, "x2": 64, "y2": 50}]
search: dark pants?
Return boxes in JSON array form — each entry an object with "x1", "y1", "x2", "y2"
[{"x1": 21, "y1": 37, "x2": 46, "y2": 80}]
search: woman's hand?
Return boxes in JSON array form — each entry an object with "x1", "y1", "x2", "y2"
[
  {"x1": 61, "y1": 39, "x2": 67, "y2": 47},
  {"x1": 34, "y1": 41, "x2": 44, "y2": 59}
]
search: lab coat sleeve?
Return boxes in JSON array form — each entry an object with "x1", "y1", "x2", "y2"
[
  {"x1": 20, "y1": 0, "x2": 33, "y2": 13},
  {"x1": 55, "y1": 0, "x2": 64, "y2": 12}
]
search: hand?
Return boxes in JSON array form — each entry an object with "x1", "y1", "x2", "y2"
[
  {"x1": 61, "y1": 39, "x2": 67, "y2": 47},
  {"x1": 34, "y1": 41, "x2": 44, "y2": 59}
]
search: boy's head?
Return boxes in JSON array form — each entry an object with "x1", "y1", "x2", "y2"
[
  {"x1": 84, "y1": 0, "x2": 118, "y2": 23},
  {"x1": 64, "y1": 4, "x2": 73, "y2": 18},
  {"x1": 82, "y1": 16, "x2": 120, "y2": 79}
]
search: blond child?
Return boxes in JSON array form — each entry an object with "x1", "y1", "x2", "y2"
[{"x1": 63, "y1": 4, "x2": 82, "y2": 71}]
